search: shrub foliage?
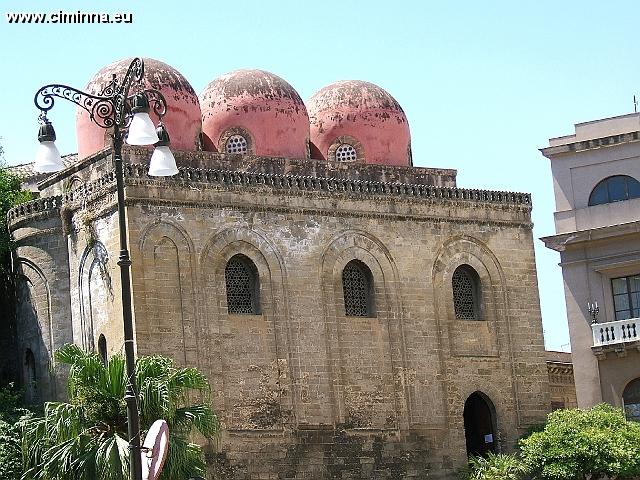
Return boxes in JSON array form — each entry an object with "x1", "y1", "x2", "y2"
[{"x1": 519, "y1": 404, "x2": 640, "y2": 480}]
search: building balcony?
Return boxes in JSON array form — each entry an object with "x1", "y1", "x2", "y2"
[{"x1": 592, "y1": 318, "x2": 640, "y2": 358}]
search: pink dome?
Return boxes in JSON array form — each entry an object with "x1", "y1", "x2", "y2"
[
  {"x1": 308, "y1": 81, "x2": 411, "y2": 166},
  {"x1": 200, "y1": 70, "x2": 309, "y2": 158},
  {"x1": 76, "y1": 58, "x2": 201, "y2": 159}
]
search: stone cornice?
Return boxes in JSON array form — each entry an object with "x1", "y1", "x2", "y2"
[
  {"x1": 546, "y1": 362, "x2": 574, "y2": 376},
  {"x1": 123, "y1": 196, "x2": 533, "y2": 229},
  {"x1": 540, "y1": 221, "x2": 640, "y2": 252},
  {"x1": 6, "y1": 195, "x2": 63, "y2": 229},
  {"x1": 12, "y1": 226, "x2": 63, "y2": 243},
  {"x1": 129, "y1": 164, "x2": 532, "y2": 206},
  {"x1": 540, "y1": 131, "x2": 640, "y2": 158},
  {"x1": 9, "y1": 164, "x2": 533, "y2": 232},
  {"x1": 37, "y1": 148, "x2": 111, "y2": 190}
]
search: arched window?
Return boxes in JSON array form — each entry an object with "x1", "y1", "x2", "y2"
[
  {"x1": 98, "y1": 334, "x2": 107, "y2": 365},
  {"x1": 335, "y1": 143, "x2": 358, "y2": 162},
  {"x1": 342, "y1": 260, "x2": 375, "y2": 317},
  {"x1": 588, "y1": 175, "x2": 640, "y2": 206},
  {"x1": 623, "y1": 378, "x2": 640, "y2": 422},
  {"x1": 225, "y1": 254, "x2": 260, "y2": 314},
  {"x1": 225, "y1": 134, "x2": 248, "y2": 154},
  {"x1": 328, "y1": 136, "x2": 364, "y2": 163},
  {"x1": 452, "y1": 265, "x2": 482, "y2": 320}
]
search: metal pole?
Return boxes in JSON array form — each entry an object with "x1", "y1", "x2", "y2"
[
  {"x1": 113, "y1": 123, "x2": 143, "y2": 480},
  {"x1": 33, "y1": 60, "x2": 166, "y2": 480}
]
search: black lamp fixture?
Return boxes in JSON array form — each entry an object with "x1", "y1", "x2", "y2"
[
  {"x1": 32, "y1": 58, "x2": 177, "y2": 480},
  {"x1": 34, "y1": 116, "x2": 63, "y2": 172},
  {"x1": 587, "y1": 301, "x2": 600, "y2": 324}
]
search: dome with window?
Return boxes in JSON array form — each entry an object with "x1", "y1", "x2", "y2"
[
  {"x1": 200, "y1": 69, "x2": 310, "y2": 158},
  {"x1": 76, "y1": 58, "x2": 202, "y2": 159},
  {"x1": 308, "y1": 80, "x2": 411, "y2": 166}
]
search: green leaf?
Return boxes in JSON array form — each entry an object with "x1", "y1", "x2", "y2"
[
  {"x1": 21, "y1": 347, "x2": 219, "y2": 480},
  {"x1": 520, "y1": 403, "x2": 640, "y2": 479}
]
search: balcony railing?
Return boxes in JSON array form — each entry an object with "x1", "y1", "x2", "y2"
[{"x1": 592, "y1": 318, "x2": 639, "y2": 347}]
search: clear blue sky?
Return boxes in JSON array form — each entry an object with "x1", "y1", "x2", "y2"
[{"x1": 2, "y1": 0, "x2": 638, "y2": 351}]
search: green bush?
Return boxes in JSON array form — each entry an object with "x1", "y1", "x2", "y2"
[
  {"x1": 0, "y1": 419, "x2": 23, "y2": 480},
  {"x1": 0, "y1": 384, "x2": 31, "y2": 480},
  {"x1": 520, "y1": 403, "x2": 640, "y2": 480},
  {"x1": 0, "y1": 164, "x2": 32, "y2": 270},
  {"x1": 22, "y1": 345, "x2": 219, "y2": 480}
]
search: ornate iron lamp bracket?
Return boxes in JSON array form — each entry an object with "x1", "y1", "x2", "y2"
[{"x1": 33, "y1": 58, "x2": 166, "y2": 129}]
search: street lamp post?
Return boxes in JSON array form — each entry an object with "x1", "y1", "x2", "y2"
[
  {"x1": 33, "y1": 58, "x2": 178, "y2": 480},
  {"x1": 587, "y1": 301, "x2": 600, "y2": 324}
]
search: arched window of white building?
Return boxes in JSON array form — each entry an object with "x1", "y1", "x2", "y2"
[
  {"x1": 623, "y1": 378, "x2": 640, "y2": 422},
  {"x1": 588, "y1": 175, "x2": 640, "y2": 206}
]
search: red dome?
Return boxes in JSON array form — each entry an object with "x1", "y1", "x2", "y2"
[
  {"x1": 76, "y1": 58, "x2": 201, "y2": 159},
  {"x1": 308, "y1": 81, "x2": 411, "y2": 166},
  {"x1": 200, "y1": 70, "x2": 309, "y2": 158}
]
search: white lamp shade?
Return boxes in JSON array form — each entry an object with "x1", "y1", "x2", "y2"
[
  {"x1": 126, "y1": 112, "x2": 160, "y2": 145},
  {"x1": 148, "y1": 146, "x2": 178, "y2": 177},
  {"x1": 34, "y1": 141, "x2": 64, "y2": 173}
]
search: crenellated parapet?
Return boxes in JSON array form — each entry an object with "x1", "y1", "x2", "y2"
[
  {"x1": 8, "y1": 160, "x2": 531, "y2": 235},
  {"x1": 7, "y1": 195, "x2": 63, "y2": 229},
  {"x1": 125, "y1": 164, "x2": 532, "y2": 206}
]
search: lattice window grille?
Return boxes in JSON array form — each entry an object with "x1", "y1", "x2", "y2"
[
  {"x1": 226, "y1": 134, "x2": 248, "y2": 154},
  {"x1": 343, "y1": 262, "x2": 371, "y2": 317},
  {"x1": 335, "y1": 143, "x2": 358, "y2": 162},
  {"x1": 453, "y1": 268, "x2": 477, "y2": 319},
  {"x1": 225, "y1": 257, "x2": 256, "y2": 314}
]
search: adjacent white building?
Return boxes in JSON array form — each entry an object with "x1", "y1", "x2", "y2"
[{"x1": 541, "y1": 113, "x2": 640, "y2": 420}]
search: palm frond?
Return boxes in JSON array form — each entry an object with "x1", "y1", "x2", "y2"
[
  {"x1": 93, "y1": 434, "x2": 129, "y2": 480},
  {"x1": 45, "y1": 402, "x2": 85, "y2": 442},
  {"x1": 22, "y1": 347, "x2": 219, "y2": 480},
  {"x1": 173, "y1": 404, "x2": 219, "y2": 439},
  {"x1": 159, "y1": 435, "x2": 207, "y2": 480},
  {"x1": 138, "y1": 376, "x2": 172, "y2": 428},
  {"x1": 55, "y1": 344, "x2": 85, "y2": 366},
  {"x1": 105, "y1": 355, "x2": 126, "y2": 398},
  {"x1": 168, "y1": 367, "x2": 209, "y2": 393}
]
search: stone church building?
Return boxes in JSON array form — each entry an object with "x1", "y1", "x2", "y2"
[{"x1": 7, "y1": 58, "x2": 550, "y2": 478}]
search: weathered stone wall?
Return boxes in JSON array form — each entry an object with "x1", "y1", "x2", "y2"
[
  {"x1": 10, "y1": 204, "x2": 72, "y2": 403},
  {"x1": 8, "y1": 150, "x2": 549, "y2": 478},
  {"x1": 67, "y1": 209, "x2": 124, "y2": 359},
  {"x1": 546, "y1": 351, "x2": 577, "y2": 410},
  {"x1": 124, "y1": 155, "x2": 546, "y2": 478}
]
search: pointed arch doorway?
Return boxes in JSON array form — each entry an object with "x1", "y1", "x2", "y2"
[{"x1": 463, "y1": 391, "x2": 497, "y2": 457}]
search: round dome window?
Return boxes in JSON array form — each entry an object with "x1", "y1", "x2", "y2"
[
  {"x1": 335, "y1": 143, "x2": 357, "y2": 162},
  {"x1": 225, "y1": 134, "x2": 248, "y2": 154}
]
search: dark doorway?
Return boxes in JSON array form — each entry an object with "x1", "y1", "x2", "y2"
[
  {"x1": 98, "y1": 334, "x2": 107, "y2": 365},
  {"x1": 24, "y1": 349, "x2": 37, "y2": 404},
  {"x1": 463, "y1": 391, "x2": 496, "y2": 457}
]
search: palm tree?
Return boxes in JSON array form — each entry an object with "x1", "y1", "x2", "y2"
[
  {"x1": 460, "y1": 452, "x2": 529, "y2": 480},
  {"x1": 21, "y1": 344, "x2": 219, "y2": 480}
]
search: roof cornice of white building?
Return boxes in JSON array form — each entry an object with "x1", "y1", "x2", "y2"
[
  {"x1": 540, "y1": 220, "x2": 640, "y2": 252},
  {"x1": 540, "y1": 112, "x2": 640, "y2": 159},
  {"x1": 540, "y1": 130, "x2": 640, "y2": 159}
]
